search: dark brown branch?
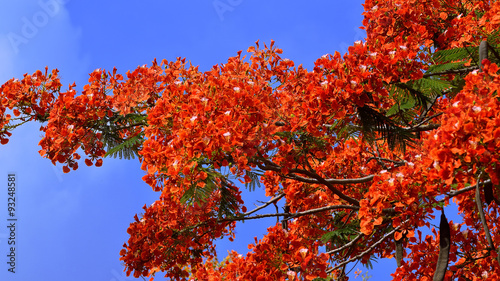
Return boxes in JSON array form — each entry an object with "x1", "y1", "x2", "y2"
[
  {"x1": 256, "y1": 160, "x2": 361, "y2": 206},
  {"x1": 440, "y1": 180, "x2": 491, "y2": 201},
  {"x1": 243, "y1": 193, "x2": 285, "y2": 216},
  {"x1": 406, "y1": 123, "x2": 440, "y2": 132},
  {"x1": 350, "y1": 123, "x2": 440, "y2": 133},
  {"x1": 414, "y1": 113, "x2": 443, "y2": 128},
  {"x1": 286, "y1": 173, "x2": 375, "y2": 185},
  {"x1": 326, "y1": 175, "x2": 375, "y2": 185},
  {"x1": 366, "y1": 156, "x2": 405, "y2": 167},
  {"x1": 292, "y1": 172, "x2": 361, "y2": 206},
  {"x1": 286, "y1": 204, "x2": 359, "y2": 220},
  {"x1": 223, "y1": 204, "x2": 359, "y2": 223},
  {"x1": 450, "y1": 252, "x2": 491, "y2": 270}
]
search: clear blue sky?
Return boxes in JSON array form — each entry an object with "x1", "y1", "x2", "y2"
[{"x1": 0, "y1": 1, "x2": 449, "y2": 280}]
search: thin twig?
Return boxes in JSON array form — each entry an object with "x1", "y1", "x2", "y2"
[
  {"x1": 326, "y1": 219, "x2": 409, "y2": 274},
  {"x1": 286, "y1": 204, "x2": 360, "y2": 220},
  {"x1": 325, "y1": 233, "x2": 363, "y2": 255},
  {"x1": 439, "y1": 180, "x2": 491, "y2": 202},
  {"x1": 256, "y1": 161, "x2": 361, "y2": 206},
  {"x1": 404, "y1": 123, "x2": 441, "y2": 132},
  {"x1": 413, "y1": 112, "x2": 443, "y2": 128},
  {"x1": 223, "y1": 204, "x2": 359, "y2": 223},
  {"x1": 243, "y1": 193, "x2": 285, "y2": 216},
  {"x1": 349, "y1": 122, "x2": 440, "y2": 133},
  {"x1": 373, "y1": 141, "x2": 388, "y2": 170},
  {"x1": 366, "y1": 156, "x2": 405, "y2": 167}
]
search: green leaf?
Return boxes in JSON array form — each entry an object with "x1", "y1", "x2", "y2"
[
  {"x1": 244, "y1": 170, "x2": 263, "y2": 192},
  {"x1": 321, "y1": 226, "x2": 357, "y2": 244},
  {"x1": 433, "y1": 46, "x2": 477, "y2": 64},
  {"x1": 400, "y1": 96, "x2": 416, "y2": 110},
  {"x1": 358, "y1": 106, "x2": 416, "y2": 152},
  {"x1": 218, "y1": 181, "x2": 240, "y2": 219},
  {"x1": 426, "y1": 61, "x2": 466, "y2": 74},
  {"x1": 181, "y1": 170, "x2": 218, "y2": 206},
  {"x1": 104, "y1": 132, "x2": 144, "y2": 159},
  {"x1": 411, "y1": 78, "x2": 453, "y2": 98}
]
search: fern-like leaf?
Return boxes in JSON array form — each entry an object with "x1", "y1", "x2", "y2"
[
  {"x1": 358, "y1": 106, "x2": 416, "y2": 152},
  {"x1": 104, "y1": 132, "x2": 144, "y2": 159},
  {"x1": 218, "y1": 180, "x2": 240, "y2": 219},
  {"x1": 244, "y1": 170, "x2": 263, "y2": 192},
  {"x1": 181, "y1": 172, "x2": 218, "y2": 206},
  {"x1": 433, "y1": 46, "x2": 477, "y2": 64},
  {"x1": 426, "y1": 61, "x2": 467, "y2": 74}
]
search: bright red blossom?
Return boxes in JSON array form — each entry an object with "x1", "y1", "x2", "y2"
[{"x1": 1, "y1": 1, "x2": 500, "y2": 280}]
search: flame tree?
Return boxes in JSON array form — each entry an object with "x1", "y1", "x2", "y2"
[{"x1": 2, "y1": 0, "x2": 500, "y2": 280}]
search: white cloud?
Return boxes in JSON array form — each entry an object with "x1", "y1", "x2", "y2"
[{"x1": 0, "y1": 0, "x2": 89, "y2": 85}]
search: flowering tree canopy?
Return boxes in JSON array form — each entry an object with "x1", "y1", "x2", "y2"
[{"x1": 2, "y1": 0, "x2": 500, "y2": 280}]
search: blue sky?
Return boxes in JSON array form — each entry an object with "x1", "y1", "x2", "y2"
[{"x1": 0, "y1": 1, "x2": 421, "y2": 280}]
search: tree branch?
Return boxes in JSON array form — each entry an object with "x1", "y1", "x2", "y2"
[
  {"x1": 242, "y1": 193, "x2": 285, "y2": 216},
  {"x1": 325, "y1": 233, "x2": 363, "y2": 255},
  {"x1": 366, "y1": 156, "x2": 405, "y2": 167},
  {"x1": 350, "y1": 122, "x2": 440, "y2": 134},
  {"x1": 285, "y1": 173, "x2": 375, "y2": 185},
  {"x1": 256, "y1": 159, "x2": 362, "y2": 206},
  {"x1": 413, "y1": 112, "x2": 443, "y2": 128},
  {"x1": 326, "y1": 219, "x2": 409, "y2": 274},
  {"x1": 223, "y1": 204, "x2": 359, "y2": 223},
  {"x1": 439, "y1": 179, "x2": 491, "y2": 202},
  {"x1": 286, "y1": 204, "x2": 360, "y2": 220}
]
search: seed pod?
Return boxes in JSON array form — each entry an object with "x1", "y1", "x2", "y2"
[
  {"x1": 433, "y1": 211, "x2": 450, "y2": 281},
  {"x1": 479, "y1": 40, "x2": 488, "y2": 71},
  {"x1": 484, "y1": 181, "x2": 494, "y2": 205},
  {"x1": 395, "y1": 239, "x2": 403, "y2": 267}
]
